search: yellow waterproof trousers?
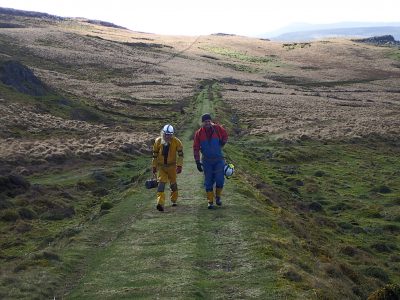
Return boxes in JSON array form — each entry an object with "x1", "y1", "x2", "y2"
[
  {"x1": 157, "y1": 165, "x2": 178, "y2": 205},
  {"x1": 206, "y1": 188, "x2": 223, "y2": 203}
]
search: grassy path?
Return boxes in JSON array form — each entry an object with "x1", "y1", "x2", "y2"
[{"x1": 66, "y1": 85, "x2": 288, "y2": 299}]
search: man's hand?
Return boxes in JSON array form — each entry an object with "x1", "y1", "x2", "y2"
[
  {"x1": 176, "y1": 166, "x2": 182, "y2": 174},
  {"x1": 152, "y1": 167, "x2": 157, "y2": 174},
  {"x1": 196, "y1": 161, "x2": 203, "y2": 172}
]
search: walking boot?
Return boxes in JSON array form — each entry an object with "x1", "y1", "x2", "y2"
[{"x1": 216, "y1": 188, "x2": 223, "y2": 206}]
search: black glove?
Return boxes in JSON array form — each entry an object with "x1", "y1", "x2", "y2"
[{"x1": 196, "y1": 160, "x2": 203, "y2": 172}]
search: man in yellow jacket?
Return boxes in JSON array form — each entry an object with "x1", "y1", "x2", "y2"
[{"x1": 152, "y1": 124, "x2": 184, "y2": 211}]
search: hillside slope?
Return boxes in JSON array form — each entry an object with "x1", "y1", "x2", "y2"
[{"x1": 1, "y1": 8, "x2": 399, "y2": 299}]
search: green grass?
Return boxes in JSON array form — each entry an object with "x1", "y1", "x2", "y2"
[
  {"x1": 387, "y1": 49, "x2": 400, "y2": 61},
  {"x1": 206, "y1": 81, "x2": 400, "y2": 297},
  {"x1": 0, "y1": 77, "x2": 197, "y2": 299},
  {"x1": 29, "y1": 156, "x2": 148, "y2": 186},
  {"x1": 3, "y1": 81, "x2": 397, "y2": 299},
  {"x1": 222, "y1": 62, "x2": 260, "y2": 73},
  {"x1": 0, "y1": 155, "x2": 152, "y2": 299},
  {"x1": 201, "y1": 46, "x2": 277, "y2": 64},
  {"x1": 282, "y1": 42, "x2": 311, "y2": 50},
  {"x1": 200, "y1": 46, "x2": 283, "y2": 72},
  {"x1": 221, "y1": 136, "x2": 400, "y2": 298},
  {"x1": 2, "y1": 53, "x2": 398, "y2": 299},
  {"x1": 62, "y1": 83, "x2": 310, "y2": 299}
]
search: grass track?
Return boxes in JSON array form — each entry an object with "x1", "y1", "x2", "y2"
[{"x1": 65, "y1": 84, "x2": 297, "y2": 299}]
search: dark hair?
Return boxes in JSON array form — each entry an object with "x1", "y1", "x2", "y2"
[{"x1": 201, "y1": 113, "x2": 212, "y2": 122}]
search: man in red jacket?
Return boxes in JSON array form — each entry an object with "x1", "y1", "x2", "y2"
[{"x1": 193, "y1": 113, "x2": 228, "y2": 209}]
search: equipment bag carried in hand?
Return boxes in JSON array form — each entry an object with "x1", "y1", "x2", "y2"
[{"x1": 145, "y1": 174, "x2": 158, "y2": 189}]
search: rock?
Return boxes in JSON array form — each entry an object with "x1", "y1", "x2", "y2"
[
  {"x1": 354, "y1": 35, "x2": 400, "y2": 46},
  {"x1": 0, "y1": 60, "x2": 49, "y2": 96}
]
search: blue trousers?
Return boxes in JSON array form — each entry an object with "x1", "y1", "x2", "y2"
[{"x1": 202, "y1": 159, "x2": 225, "y2": 192}]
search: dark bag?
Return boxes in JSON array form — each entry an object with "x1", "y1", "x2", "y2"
[{"x1": 145, "y1": 177, "x2": 158, "y2": 189}]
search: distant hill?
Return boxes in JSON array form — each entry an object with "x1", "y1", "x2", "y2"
[
  {"x1": 261, "y1": 22, "x2": 400, "y2": 41},
  {"x1": 0, "y1": 7, "x2": 64, "y2": 20},
  {"x1": 0, "y1": 7, "x2": 127, "y2": 29}
]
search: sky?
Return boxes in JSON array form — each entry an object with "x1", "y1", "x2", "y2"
[{"x1": 0, "y1": 0, "x2": 399, "y2": 36}]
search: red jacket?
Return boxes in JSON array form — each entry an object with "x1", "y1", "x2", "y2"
[{"x1": 193, "y1": 124, "x2": 228, "y2": 161}]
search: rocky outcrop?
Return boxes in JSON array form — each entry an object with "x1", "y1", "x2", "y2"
[
  {"x1": 353, "y1": 35, "x2": 400, "y2": 46},
  {"x1": 0, "y1": 60, "x2": 49, "y2": 96}
]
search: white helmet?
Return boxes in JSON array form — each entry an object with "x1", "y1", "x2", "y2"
[
  {"x1": 224, "y1": 163, "x2": 235, "y2": 178},
  {"x1": 162, "y1": 124, "x2": 174, "y2": 135}
]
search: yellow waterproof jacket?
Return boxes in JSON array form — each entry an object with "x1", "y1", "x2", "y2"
[{"x1": 152, "y1": 136, "x2": 183, "y2": 168}]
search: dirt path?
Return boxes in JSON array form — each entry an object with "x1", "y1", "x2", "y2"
[{"x1": 66, "y1": 85, "x2": 284, "y2": 299}]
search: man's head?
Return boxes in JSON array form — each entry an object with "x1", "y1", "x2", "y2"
[
  {"x1": 162, "y1": 124, "x2": 174, "y2": 142},
  {"x1": 201, "y1": 113, "x2": 212, "y2": 128}
]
